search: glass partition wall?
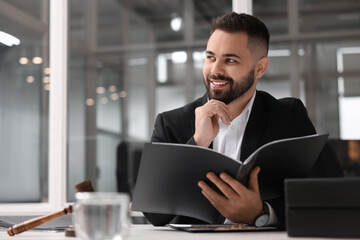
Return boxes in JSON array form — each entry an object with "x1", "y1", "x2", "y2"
[
  {"x1": 254, "y1": 0, "x2": 360, "y2": 138},
  {"x1": 66, "y1": 0, "x2": 232, "y2": 201},
  {"x1": 0, "y1": 0, "x2": 359, "y2": 213}
]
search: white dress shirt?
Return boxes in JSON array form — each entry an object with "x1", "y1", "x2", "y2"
[
  {"x1": 212, "y1": 92, "x2": 255, "y2": 160},
  {"x1": 212, "y1": 92, "x2": 277, "y2": 226}
]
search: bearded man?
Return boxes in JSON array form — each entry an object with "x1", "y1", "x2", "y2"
[{"x1": 143, "y1": 12, "x2": 342, "y2": 229}]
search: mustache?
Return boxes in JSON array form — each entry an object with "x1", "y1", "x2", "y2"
[{"x1": 207, "y1": 74, "x2": 233, "y2": 82}]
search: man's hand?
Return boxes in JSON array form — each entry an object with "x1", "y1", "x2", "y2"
[
  {"x1": 197, "y1": 167, "x2": 263, "y2": 225},
  {"x1": 193, "y1": 99, "x2": 231, "y2": 147}
]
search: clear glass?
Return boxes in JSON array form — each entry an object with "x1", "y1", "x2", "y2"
[
  {"x1": 0, "y1": 0, "x2": 49, "y2": 203},
  {"x1": 74, "y1": 192, "x2": 130, "y2": 240}
]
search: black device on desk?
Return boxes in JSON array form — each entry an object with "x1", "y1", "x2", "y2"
[{"x1": 285, "y1": 178, "x2": 360, "y2": 238}]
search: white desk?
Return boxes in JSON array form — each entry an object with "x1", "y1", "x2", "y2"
[{"x1": 0, "y1": 225, "x2": 352, "y2": 240}]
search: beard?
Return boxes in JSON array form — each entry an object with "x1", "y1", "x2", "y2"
[{"x1": 204, "y1": 68, "x2": 255, "y2": 104}]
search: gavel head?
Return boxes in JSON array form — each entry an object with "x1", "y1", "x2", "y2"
[{"x1": 74, "y1": 180, "x2": 95, "y2": 193}]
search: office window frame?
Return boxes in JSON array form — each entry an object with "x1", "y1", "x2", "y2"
[{"x1": 0, "y1": 0, "x2": 68, "y2": 215}]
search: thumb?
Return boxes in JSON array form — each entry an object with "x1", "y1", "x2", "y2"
[{"x1": 248, "y1": 166, "x2": 260, "y2": 193}]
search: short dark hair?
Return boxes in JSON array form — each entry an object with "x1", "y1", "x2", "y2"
[{"x1": 211, "y1": 12, "x2": 270, "y2": 58}]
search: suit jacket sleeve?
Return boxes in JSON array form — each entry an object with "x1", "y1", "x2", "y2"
[
  {"x1": 151, "y1": 113, "x2": 196, "y2": 145},
  {"x1": 266, "y1": 98, "x2": 316, "y2": 230},
  {"x1": 265, "y1": 98, "x2": 342, "y2": 230}
]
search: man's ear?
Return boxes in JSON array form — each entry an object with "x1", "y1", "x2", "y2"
[{"x1": 254, "y1": 57, "x2": 269, "y2": 79}]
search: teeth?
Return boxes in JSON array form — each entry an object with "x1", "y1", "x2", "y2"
[{"x1": 212, "y1": 81, "x2": 226, "y2": 85}]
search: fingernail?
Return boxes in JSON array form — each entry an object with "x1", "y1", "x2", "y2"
[
  {"x1": 220, "y1": 172, "x2": 227, "y2": 179},
  {"x1": 207, "y1": 172, "x2": 215, "y2": 179}
]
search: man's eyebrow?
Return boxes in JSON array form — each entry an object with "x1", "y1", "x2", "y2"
[
  {"x1": 205, "y1": 51, "x2": 241, "y2": 59},
  {"x1": 222, "y1": 53, "x2": 241, "y2": 59}
]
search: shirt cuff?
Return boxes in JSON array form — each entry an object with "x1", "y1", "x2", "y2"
[{"x1": 264, "y1": 201, "x2": 278, "y2": 226}]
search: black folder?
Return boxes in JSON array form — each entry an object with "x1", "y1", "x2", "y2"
[{"x1": 132, "y1": 134, "x2": 328, "y2": 223}]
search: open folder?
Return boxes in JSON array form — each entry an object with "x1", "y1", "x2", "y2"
[{"x1": 131, "y1": 134, "x2": 329, "y2": 224}]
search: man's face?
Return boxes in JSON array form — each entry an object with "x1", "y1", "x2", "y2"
[{"x1": 203, "y1": 30, "x2": 256, "y2": 104}]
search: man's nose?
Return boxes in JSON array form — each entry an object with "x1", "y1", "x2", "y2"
[{"x1": 211, "y1": 60, "x2": 225, "y2": 76}]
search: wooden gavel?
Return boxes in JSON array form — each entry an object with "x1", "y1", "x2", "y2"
[{"x1": 7, "y1": 180, "x2": 95, "y2": 236}]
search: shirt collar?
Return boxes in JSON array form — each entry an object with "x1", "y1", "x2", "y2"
[
  {"x1": 218, "y1": 91, "x2": 257, "y2": 126},
  {"x1": 230, "y1": 91, "x2": 256, "y2": 124}
]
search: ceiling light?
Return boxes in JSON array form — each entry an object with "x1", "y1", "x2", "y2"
[
  {"x1": 192, "y1": 51, "x2": 205, "y2": 62},
  {"x1": 110, "y1": 93, "x2": 119, "y2": 101},
  {"x1": 157, "y1": 54, "x2": 168, "y2": 83},
  {"x1": 26, "y1": 76, "x2": 35, "y2": 83},
  {"x1": 268, "y1": 49, "x2": 291, "y2": 57},
  {"x1": 44, "y1": 67, "x2": 51, "y2": 75},
  {"x1": 171, "y1": 51, "x2": 187, "y2": 64},
  {"x1": 171, "y1": 17, "x2": 182, "y2": 32},
  {"x1": 44, "y1": 83, "x2": 50, "y2": 91},
  {"x1": 32, "y1": 57, "x2": 43, "y2": 64},
  {"x1": 128, "y1": 58, "x2": 148, "y2": 66},
  {"x1": 108, "y1": 85, "x2": 117, "y2": 92},
  {"x1": 96, "y1": 86, "x2": 106, "y2": 94},
  {"x1": 119, "y1": 91, "x2": 127, "y2": 98},
  {"x1": 298, "y1": 49, "x2": 305, "y2": 56},
  {"x1": 19, "y1": 57, "x2": 29, "y2": 65},
  {"x1": 43, "y1": 76, "x2": 50, "y2": 84},
  {"x1": 85, "y1": 98, "x2": 95, "y2": 106},
  {"x1": 0, "y1": 31, "x2": 20, "y2": 47}
]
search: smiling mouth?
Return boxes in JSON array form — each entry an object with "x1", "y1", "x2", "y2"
[{"x1": 210, "y1": 80, "x2": 229, "y2": 88}]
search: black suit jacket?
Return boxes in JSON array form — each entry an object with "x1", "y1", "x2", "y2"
[{"x1": 145, "y1": 90, "x2": 342, "y2": 229}]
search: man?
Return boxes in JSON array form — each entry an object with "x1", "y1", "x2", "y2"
[{"x1": 144, "y1": 12, "x2": 342, "y2": 229}]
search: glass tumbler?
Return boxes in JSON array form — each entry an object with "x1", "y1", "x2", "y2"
[{"x1": 73, "y1": 192, "x2": 130, "y2": 240}]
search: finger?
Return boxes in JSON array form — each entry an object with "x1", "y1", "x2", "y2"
[
  {"x1": 205, "y1": 101, "x2": 231, "y2": 124},
  {"x1": 206, "y1": 172, "x2": 238, "y2": 200},
  {"x1": 198, "y1": 179, "x2": 228, "y2": 203},
  {"x1": 248, "y1": 166, "x2": 261, "y2": 194},
  {"x1": 198, "y1": 181, "x2": 228, "y2": 213},
  {"x1": 219, "y1": 172, "x2": 248, "y2": 194},
  {"x1": 198, "y1": 106, "x2": 230, "y2": 126},
  {"x1": 201, "y1": 189, "x2": 228, "y2": 213},
  {"x1": 210, "y1": 107, "x2": 231, "y2": 125},
  {"x1": 208, "y1": 99, "x2": 229, "y2": 109}
]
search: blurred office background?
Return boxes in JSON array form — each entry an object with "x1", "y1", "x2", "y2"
[{"x1": 0, "y1": 0, "x2": 359, "y2": 205}]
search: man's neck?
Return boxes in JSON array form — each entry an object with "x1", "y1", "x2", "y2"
[{"x1": 227, "y1": 89, "x2": 256, "y2": 122}]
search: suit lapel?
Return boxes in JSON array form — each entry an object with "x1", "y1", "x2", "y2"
[{"x1": 240, "y1": 91, "x2": 269, "y2": 161}]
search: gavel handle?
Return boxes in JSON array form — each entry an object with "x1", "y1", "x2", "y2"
[{"x1": 7, "y1": 205, "x2": 72, "y2": 236}]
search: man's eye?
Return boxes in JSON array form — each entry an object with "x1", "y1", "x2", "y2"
[
  {"x1": 207, "y1": 56, "x2": 215, "y2": 60},
  {"x1": 226, "y1": 58, "x2": 237, "y2": 63}
]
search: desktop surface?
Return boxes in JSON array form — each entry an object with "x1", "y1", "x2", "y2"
[{"x1": 0, "y1": 224, "x2": 354, "y2": 240}]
